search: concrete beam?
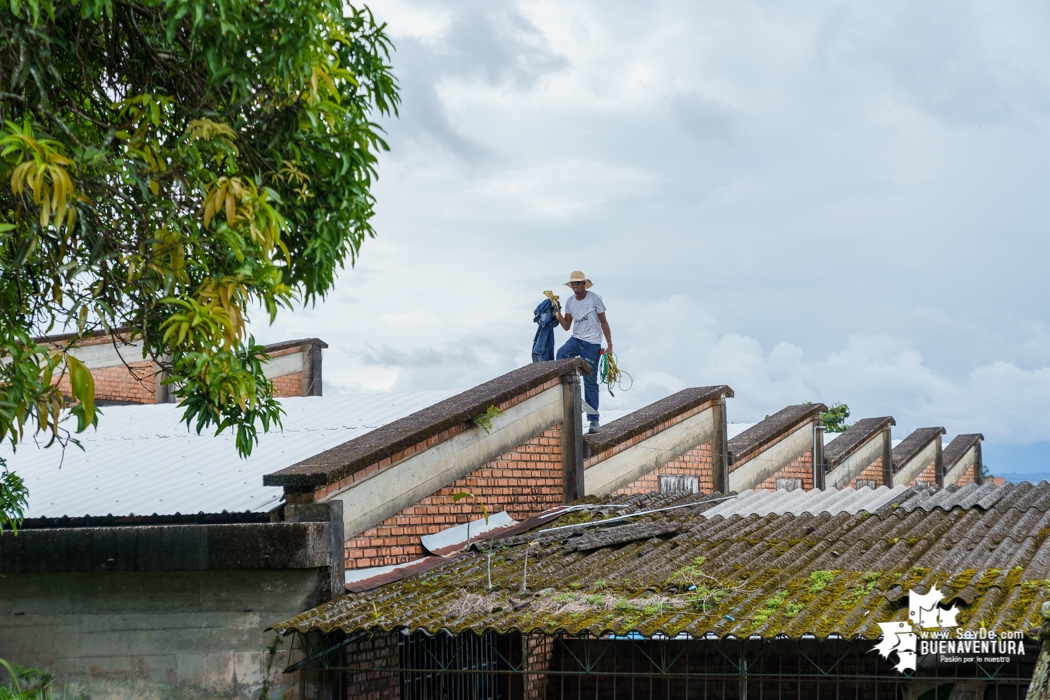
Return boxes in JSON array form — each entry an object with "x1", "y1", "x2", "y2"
[
  {"x1": 561, "y1": 374, "x2": 584, "y2": 503},
  {"x1": 261, "y1": 351, "x2": 303, "y2": 379}
]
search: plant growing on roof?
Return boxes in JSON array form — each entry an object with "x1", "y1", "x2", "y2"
[
  {"x1": 0, "y1": 0, "x2": 399, "y2": 530},
  {"x1": 822, "y1": 404, "x2": 851, "y2": 433},
  {"x1": 453, "y1": 491, "x2": 493, "y2": 589},
  {"x1": 471, "y1": 405, "x2": 504, "y2": 433}
]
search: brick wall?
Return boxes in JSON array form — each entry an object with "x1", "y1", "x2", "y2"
[
  {"x1": 344, "y1": 425, "x2": 564, "y2": 570},
  {"x1": 57, "y1": 361, "x2": 158, "y2": 404},
  {"x1": 524, "y1": 634, "x2": 555, "y2": 700},
  {"x1": 613, "y1": 440, "x2": 714, "y2": 495},
  {"x1": 51, "y1": 334, "x2": 313, "y2": 404},
  {"x1": 754, "y1": 449, "x2": 814, "y2": 491},
  {"x1": 271, "y1": 371, "x2": 303, "y2": 398},
  {"x1": 345, "y1": 632, "x2": 400, "y2": 700},
  {"x1": 912, "y1": 460, "x2": 938, "y2": 487},
  {"x1": 957, "y1": 463, "x2": 977, "y2": 486},
  {"x1": 847, "y1": 457, "x2": 886, "y2": 488}
]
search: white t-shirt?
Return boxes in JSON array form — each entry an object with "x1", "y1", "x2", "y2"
[{"x1": 565, "y1": 291, "x2": 606, "y2": 344}]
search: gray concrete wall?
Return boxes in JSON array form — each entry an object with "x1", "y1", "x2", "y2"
[
  {"x1": 583, "y1": 406, "x2": 717, "y2": 496},
  {"x1": 825, "y1": 431, "x2": 886, "y2": 489},
  {"x1": 893, "y1": 439, "x2": 940, "y2": 487},
  {"x1": 728, "y1": 421, "x2": 814, "y2": 492},
  {"x1": 0, "y1": 569, "x2": 323, "y2": 700},
  {"x1": 943, "y1": 445, "x2": 978, "y2": 486}
]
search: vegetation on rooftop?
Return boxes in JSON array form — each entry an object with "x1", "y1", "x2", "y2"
[
  {"x1": 822, "y1": 403, "x2": 851, "y2": 433},
  {"x1": 0, "y1": 0, "x2": 398, "y2": 530},
  {"x1": 470, "y1": 405, "x2": 505, "y2": 433}
]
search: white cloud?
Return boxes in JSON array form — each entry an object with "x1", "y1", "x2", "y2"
[{"x1": 251, "y1": 0, "x2": 1050, "y2": 467}]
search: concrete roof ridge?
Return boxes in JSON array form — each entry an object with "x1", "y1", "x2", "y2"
[
  {"x1": 891, "y1": 426, "x2": 946, "y2": 468},
  {"x1": 942, "y1": 433, "x2": 984, "y2": 471},
  {"x1": 582, "y1": 385, "x2": 733, "y2": 457},
  {"x1": 264, "y1": 359, "x2": 591, "y2": 488},
  {"x1": 823, "y1": 416, "x2": 895, "y2": 467},
  {"x1": 262, "y1": 337, "x2": 329, "y2": 352},
  {"x1": 727, "y1": 403, "x2": 827, "y2": 464}
]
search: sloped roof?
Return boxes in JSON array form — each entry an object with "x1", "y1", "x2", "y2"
[
  {"x1": 1, "y1": 391, "x2": 457, "y2": 518},
  {"x1": 943, "y1": 433, "x2": 984, "y2": 471},
  {"x1": 727, "y1": 404, "x2": 826, "y2": 464},
  {"x1": 583, "y1": 386, "x2": 733, "y2": 457},
  {"x1": 271, "y1": 482, "x2": 1050, "y2": 641},
  {"x1": 892, "y1": 427, "x2": 946, "y2": 467},
  {"x1": 823, "y1": 417, "x2": 895, "y2": 467},
  {"x1": 264, "y1": 359, "x2": 589, "y2": 488}
]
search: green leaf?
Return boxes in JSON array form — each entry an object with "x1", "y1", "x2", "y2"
[{"x1": 64, "y1": 354, "x2": 96, "y2": 431}]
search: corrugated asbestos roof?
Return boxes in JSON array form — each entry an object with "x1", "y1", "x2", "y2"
[
  {"x1": 0, "y1": 391, "x2": 456, "y2": 518},
  {"x1": 272, "y1": 482, "x2": 1050, "y2": 641},
  {"x1": 699, "y1": 486, "x2": 906, "y2": 518}
]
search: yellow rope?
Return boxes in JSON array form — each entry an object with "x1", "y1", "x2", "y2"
[{"x1": 598, "y1": 349, "x2": 632, "y2": 396}]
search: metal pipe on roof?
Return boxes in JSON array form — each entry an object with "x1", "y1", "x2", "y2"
[
  {"x1": 537, "y1": 494, "x2": 737, "y2": 534},
  {"x1": 813, "y1": 422, "x2": 825, "y2": 490}
]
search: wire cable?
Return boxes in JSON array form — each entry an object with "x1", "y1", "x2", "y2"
[{"x1": 598, "y1": 349, "x2": 632, "y2": 396}]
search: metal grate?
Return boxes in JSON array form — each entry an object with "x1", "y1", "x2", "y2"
[
  {"x1": 400, "y1": 631, "x2": 509, "y2": 700},
  {"x1": 330, "y1": 632, "x2": 1037, "y2": 700}
]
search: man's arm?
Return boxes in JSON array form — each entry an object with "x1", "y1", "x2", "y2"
[
  {"x1": 598, "y1": 311, "x2": 612, "y2": 353},
  {"x1": 557, "y1": 310, "x2": 572, "y2": 331}
]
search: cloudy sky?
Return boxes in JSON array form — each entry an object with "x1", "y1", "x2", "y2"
[{"x1": 251, "y1": 0, "x2": 1050, "y2": 478}]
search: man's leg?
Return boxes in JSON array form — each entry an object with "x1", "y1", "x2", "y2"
[
  {"x1": 578, "y1": 341, "x2": 601, "y2": 424},
  {"x1": 556, "y1": 337, "x2": 581, "y2": 361},
  {"x1": 557, "y1": 338, "x2": 601, "y2": 429}
]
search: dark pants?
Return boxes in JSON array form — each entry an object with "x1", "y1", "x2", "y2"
[{"x1": 557, "y1": 336, "x2": 600, "y2": 421}]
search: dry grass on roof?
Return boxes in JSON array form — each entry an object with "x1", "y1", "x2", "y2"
[{"x1": 272, "y1": 482, "x2": 1050, "y2": 641}]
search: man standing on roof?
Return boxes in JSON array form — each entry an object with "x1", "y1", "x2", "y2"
[{"x1": 555, "y1": 271, "x2": 612, "y2": 434}]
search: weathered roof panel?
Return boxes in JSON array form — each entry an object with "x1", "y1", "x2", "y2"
[
  {"x1": 272, "y1": 483, "x2": 1050, "y2": 642},
  {"x1": 700, "y1": 486, "x2": 905, "y2": 519}
]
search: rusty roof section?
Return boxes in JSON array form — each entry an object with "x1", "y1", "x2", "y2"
[
  {"x1": 727, "y1": 404, "x2": 826, "y2": 465},
  {"x1": 271, "y1": 482, "x2": 1050, "y2": 641},
  {"x1": 823, "y1": 417, "x2": 895, "y2": 467},
  {"x1": 264, "y1": 360, "x2": 591, "y2": 488},
  {"x1": 583, "y1": 386, "x2": 733, "y2": 457},
  {"x1": 943, "y1": 434, "x2": 985, "y2": 471},
  {"x1": 892, "y1": 427, "x2": 946, "y2": 468}
]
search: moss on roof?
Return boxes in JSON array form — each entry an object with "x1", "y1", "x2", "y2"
[{"x1": 272, "y1": 482, "x2": 1050, "y2": 640}]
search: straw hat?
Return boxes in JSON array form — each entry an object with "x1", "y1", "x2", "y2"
[{"x1": 564, "y1": 270, "x2": 593, "y2": 289}]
